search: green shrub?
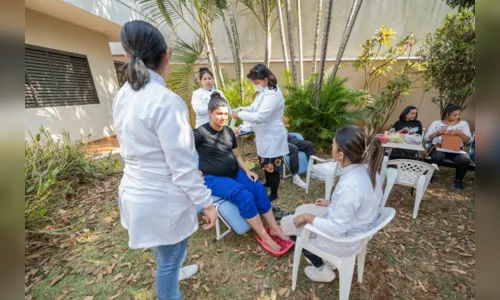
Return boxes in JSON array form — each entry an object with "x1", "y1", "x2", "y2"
[
  {"x1": 284, "y1": 73, "x2": 368, "y2": 151},
  {"x1": 221, "y1": 78, "x2": 256, "y2": 126},
  {"x1": 25, "y1": 127, "x2": 118, "y2": 234}
]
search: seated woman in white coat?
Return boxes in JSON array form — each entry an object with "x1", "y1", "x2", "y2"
[
  {"x1": 191, "y1": 67, "x2": 230, "y2": 128},
  {"x1": 281, "y1": 126, "x2": 383, "y2": 283}
]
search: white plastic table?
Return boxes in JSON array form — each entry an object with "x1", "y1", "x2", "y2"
[{"x1": 380, "y1": 142, "x2": 426, "y2": 184}]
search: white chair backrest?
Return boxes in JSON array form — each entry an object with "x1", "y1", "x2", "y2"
[{"x1": 388, "y1": 159, "x2": 435, "y2": 186}]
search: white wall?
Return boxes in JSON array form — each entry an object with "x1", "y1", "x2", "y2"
[{"x1": 25, "y1": 8, "x2": 119, "y2": 141}]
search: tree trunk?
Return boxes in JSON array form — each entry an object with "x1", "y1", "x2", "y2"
[
  {"x1": 205, "y1": 27, "x2": 226, "y2": 90},
  {"x1": 330, "y1": 0, "x2": 363, "y2": 83},
  {"x1": 297, "y1": 0, "x2": 304, "y2": 85},
  {"x1": 264, "y1": 0, "x2": 271, "y2": 67},
  {"x1": 311, "y1": 0, "x2": 323, "y2": 73},
  {"x1": 276, "y1": 0, "x2": 290, "y2": 70},
  {"x1": 222, "y1": 13, "x2": 239, "y2": 81},
  {"x1": 227, "y1": 0, "x2": 244, "y2": 103},
  {"x1": 204, "y1": 36, "x2": 218, "y2": 87},
  {"x1": 285, "y1": 0, "x2": 298, "y2": 87},
  {"x1": 316, "y1": 0, "x2": 334, "y2": 107}
]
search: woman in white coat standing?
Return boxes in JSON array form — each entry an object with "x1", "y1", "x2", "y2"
[
  {"x1": 113, "y1": 21, "x2": 217, "y2": 300},
  {"x1": 232, "y1": 64, "x2": 289, "y2": 201},
  {"x1": 191, "y1": 67, "x2": 230, "y2": 128},
  {"x1": 281, "y1": 126, "x2": 383, "y2": 283}
]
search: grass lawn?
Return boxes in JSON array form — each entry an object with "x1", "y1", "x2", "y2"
[{"x1": 25, "y1": 142, "x2": 475, "y2": 299}]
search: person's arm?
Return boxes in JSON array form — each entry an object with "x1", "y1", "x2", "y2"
[
  {"x1": 238, "y1": 93, "x2": 278, "y2": 124},
  {"x1": 230, "y1": 130, "x2": 258, "y2": 181},
  {"x1": 416, "y1": 121, "x2": 423, "y2": 135},
  {"x1": 450, "y1": 121, "x2": 471, "y2": 143},
  {"x1": 153, "y1": 94, "x2": 212, "y2": 208},
  {"x1": 191, "y1": 90, "x2": 209, "y2": 117},
  {"x1": 425, "y1": 121, "x2": 445, "y2": 142},
  {"x1": 311, "y1": 186, "x2": 362, "y2": 238}
]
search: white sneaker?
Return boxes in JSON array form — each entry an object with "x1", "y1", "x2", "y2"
[
  {"x1": 179, "y1": 264, "x2": 198, "y2": 281},
  {"x1": 304, "y1": 265, "x2": 336, "y2": 282},
  {"x1": 293, "y1": 175, "x2": 308, "y2": 189},
  {"x1": 305, "y1": 258, "x2": 337, "y2": 271}
]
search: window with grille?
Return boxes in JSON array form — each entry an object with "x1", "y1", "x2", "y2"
[{"x1": 25, "y1": 45, "x2": 100, "y2": 108}]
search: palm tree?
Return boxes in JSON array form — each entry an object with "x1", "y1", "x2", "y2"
[
  {"x1": 330, "y1": 0, "x2": 364, "y2": 83},
  {"x1": 275, "y1": 0, "x2": 290, "y2": 70},
  {"x1": 285, "y1": 0, "x2": 297, "y2": 87},
  {"x1": 316, "y1": 0, "x2": 334, "y2": 106},
  {"x1": 227, "y1": 1, "x2": 244, "y2": 84},
  {"x1": 297, "y1": 0, "x2": 304, "y2": 85},
  {"x1": 238, "y1": 0, "x2": 278, "y2": 68},
  {"x1": 311, "y1": 0, "x2": 323, "y2": 73}
]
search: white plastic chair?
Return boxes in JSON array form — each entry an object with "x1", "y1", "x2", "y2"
[
  {"x1": 305, "y1": 155, "x2": 342, "y2": 201},
  {"x1": 291, "y1": 207, "x2": 396, "y2": 300},
  {"x1": 381, "y1": 159, "x2": 438, "y2": 218}
]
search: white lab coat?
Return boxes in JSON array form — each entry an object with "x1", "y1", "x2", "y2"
[
  {"x1": 191, "y1": 88, "x2": 230, "y2": 128},
  {"x1": 238, "y1": 87, "x2": 289, "y2": 158},
  {"x1": 113, "y1": 70, "x2": 212, "y2": 249},
  {"x1": 286, "y1": 164, "x2": 382, "y2": 257}
]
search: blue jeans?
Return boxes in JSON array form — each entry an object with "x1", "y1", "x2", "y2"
[
  {"x1": 153, "y1": 237, "x2": 189, "y2": 300},
  {"x1": 204, "y1": 168, "x2": 272, "y2": 219}
]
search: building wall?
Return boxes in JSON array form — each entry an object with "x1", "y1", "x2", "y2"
[{"x1": 25, "y1": 8, "x2": 119, "y2": 141}]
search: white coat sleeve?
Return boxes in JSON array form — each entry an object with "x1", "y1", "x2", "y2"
[
  {"x1": 312, "y1": 185, "x2": 362, "y2": 238},
  {"x1": 153, "y1": 94, "x2": 213, "y2": 208},
  {"x1": 191, "y1": 90, "x2": 209, "y2": 117},
  {"x1": 238, "y1": 94, "x2": 276, "y2": 124},
  {"x1": 424, "y1": 121, "x2": 439, "y2": 143}
]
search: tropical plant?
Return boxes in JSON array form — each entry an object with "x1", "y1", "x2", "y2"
[
  {"x1": 418, "y1": 9, "x2": 475, "y2": 115},
  {"x1": 353, "y1": 26, "x2": 424, "y2": 132},
  {"x1": 275, "y1": 0, "x2": 290, "y2": 70},
  {"x1": 443, "y1": 0, "x2": 474, "y2": 10},
  {"x1": 311, "y1": 0, "x2": 323, "y2": 73},
  {"x1": 284, "y1": 0, "x2": 297, "y2": 87},
  {"x1": 330, "y1": 0, "x2": 364, "y2": 82},
  {"x1": 296, "y1": 0, "x2": 304, "y2": 85},
  {"x1": 285, "y1": 73, "x2": 368, "y2": 151},
  {"x1": 25, "y1": 127, "x2": 117, "y2": 235},
  {"x1": 237, "y1": 0, "x2": 279, "y2": 67},
  {"x1": 316, "y1": 0, "x2": 334, "y2": 105}
]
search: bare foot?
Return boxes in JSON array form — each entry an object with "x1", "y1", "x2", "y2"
[
  {"x1": 260, "y1": 233, "x2": 281, "y2": 251},
  {"x1": 270, "y1": 228, "x2": 290, "y2": 241}
]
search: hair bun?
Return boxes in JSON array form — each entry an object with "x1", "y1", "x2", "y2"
[{"x1": 199, "y1": 67, "x2": 210, "y2": 72}]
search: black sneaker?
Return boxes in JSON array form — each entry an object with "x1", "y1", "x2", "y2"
[
  {"x1": 269, "y1": 193, "x2": 278, "y2": 201},
  {"x1": 454, "y1": 180, "x2": 464, "y2": 190},
  {"x1": 272, "y1": 206, "x2": 281, "y2": 213},
  {"x1": 274, "y1": 211, "x2": 293, "y2": 221}
]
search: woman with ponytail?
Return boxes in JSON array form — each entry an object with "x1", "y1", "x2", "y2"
[
  {"x1": 113, "y1": 21, "x2": 217, "y2": 300},
  {"x1": 191, "y1": 67, "x2": 230, "y2": 128},
  {"x1": 281, "y1": 126, "x2": 383, "y2": 283}
]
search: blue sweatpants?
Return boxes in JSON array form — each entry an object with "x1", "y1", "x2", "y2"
[{"x1": 204, "y1": 169, "x2": 272, "y2": 219}]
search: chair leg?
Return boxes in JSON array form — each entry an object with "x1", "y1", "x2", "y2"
[
  {"x1": 338, "y1": 256, "x2": 356, "y2": 300},
  {"x1": 305, "y1": 163, "x2": 313, "y2": 195},
  {"x1": 356, "y1": 247, "x2": 367, "y2": 283},
  {"x1": 413, "y1": 184, "x2": 425, "y2": 219},
  {"x1": 381, "y1": 174, "x2": 396, "y2": 207},
  {"x1": 291, "y1": 239, "x2": 303, "y2": 291},
  {"x1": 325, "y1": 174, "x2": 334, "y2": 201}
]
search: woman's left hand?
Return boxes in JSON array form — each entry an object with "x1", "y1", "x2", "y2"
[
  {"x1": 232, "y1": 111, "x2": 239, "y2": 119},
  {"x1": 293, "y1": 213, "x2": 315, "y2": 227},
  {"x1": 246, "y1": 170, "x2": 259, "y2": 182}
]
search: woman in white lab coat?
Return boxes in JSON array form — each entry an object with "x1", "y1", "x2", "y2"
[
  {"x1": 191, "y1": 67, "x2": 230, "y2": 128},
  {"x1": 281, "y1": 126, "x2": 383, "y2": 283},
  {"x1": 232, "y1": 64, "x2": 289, "y2": 201},
  {"x1": 113, "y1": 20, "x2": 216, "y2": 300}
]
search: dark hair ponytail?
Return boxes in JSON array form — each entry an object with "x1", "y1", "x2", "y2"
[
  {"x1": 120, "y1": 20, "x2": 167, "y2": 91},
  {"x1": 199, "y1": 67, "x2": 214, "y2": 80},
  {"x1": 334, "y1": 126, "x2": 383, "y2": 188},
  {"x1": 441, "y1": 103, "x2": 461, "y2": 120},
  {"x1": 246, "y1": 64, "x2": 278, "y2": 90}
]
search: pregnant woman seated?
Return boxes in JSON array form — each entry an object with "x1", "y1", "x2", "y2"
[{"x1": 194, "y1": 92, "x2": 290, "y2": 251}]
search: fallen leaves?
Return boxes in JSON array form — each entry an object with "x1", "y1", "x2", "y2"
[
  {"x1": 50, "y1": 272, "x2": 66, "y2": 287},
  {"x1": 112, "y1": 273, "x2": 124, "y2": 282}
]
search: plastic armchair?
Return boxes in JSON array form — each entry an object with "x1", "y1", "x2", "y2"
[
  {"x1": 291, "y1": 207, "x2": 396, "y2": 300},
  {"x1": 305, "y1": 155, "x2": 341, "y2": 200},
  {"x1": 381, "y1": 159, "x2": 438, "y2": 218}
]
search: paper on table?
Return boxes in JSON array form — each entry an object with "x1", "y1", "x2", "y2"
[{"x1": 436, "y1": 147, "x2": 467, "y2": 155}]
